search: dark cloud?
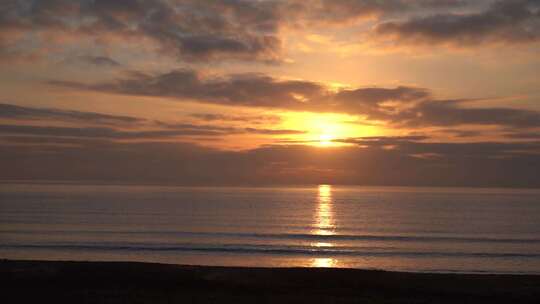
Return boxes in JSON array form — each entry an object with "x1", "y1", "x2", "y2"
[
  {"x1": 0, "y1": 103, "x2": 304, "y2": 140},
  {"x1": 244, "y1": 127, "x2": 302, "y2": 135},
  {"x1": 332, "y1": 86, "x2": 431, "y2": 119},
  {"x1": 78, "y1": 56, "x2": 121, "y2": 67},
  {"x1": 0, "y1": 0, "x2": 496, "y2": 63},
  {"x1": 335, "y1": 135, "x2": 430, "y2": 145},
  {"x1": 375, "y1": 0, "x2": 540, "y2": 46},
  {"x1": 400, "y1": 140, "x2": 540, "y2": 160},
  {"x1": 503, "y1": 130, "x2": 540, "y2": 139},
  {"x1": 283, "y1": 135, "x2": 430, "y2": 147},
  {"x1": 49, "y1": 69, "x2": 327, "y2": 109},
  {"x1": 414, "y1": 0, "x2": 471, "y2": 8},
  {"x1": 285, "y1": 0, "x2": 472, "y2": 26},
  {"x1": 158, "y1": 121, "x2": 304, "y2": 136},
  {"x1": 398, "y1": 100, "x2": 540, "y2": 128},
  {"x1": 2, "y1": 136, "x2": 539, "y2": 187},
  {"x1": 0, "y1": 123, "x2": 304, "y2": 140},
  {"x1": 190, "y1": 113, "x2": 282, "y2": 124},
  {"x1": 0, "y1": 103, "x2": 143, "y2": 125},
  {"x1": 1, "y1": 135, "x2": 107, "y2": 146},
  {"x1": 0, "y1": 124, "x2": 223, "y2": 139},
  {"x1": 49, "y1": 68, "x2": 428, "y2": 115},
  {"x1": 0, "y1": 0, "x2": 284, "y2": 62},
  {"x1": 290, "y1": 0, "x2": 406, "y2": 24},
  {"x1": 337, "y1": 135, "x2": 540, "y2": 157},
  {"x1": 334, "y1": 86, "x2": 430, "y2": 104},
  {"x1": 438, "y1": 129, "x2": 484, "y2": 138}
]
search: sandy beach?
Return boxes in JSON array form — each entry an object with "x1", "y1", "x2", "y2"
[{"x1": 2, "y1": 259, "x2": 540, "y2": 303}]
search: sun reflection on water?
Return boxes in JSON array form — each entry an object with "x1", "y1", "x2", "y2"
[
  {"x1": 311, "y1": 242, "x2": 333, "y2": 248},
  {"x1": 311, "y1": 185, "x2": 338, "y2": 267},
  {"x1": 314, "y1": 184, "x2": 335, "y2": 236},
  {"x1": 311, "y1": 257, "x2": 337, "y2": 268}
]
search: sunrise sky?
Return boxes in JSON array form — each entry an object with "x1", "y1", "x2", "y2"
[{"x1": 1, "y1": 0, "x2": 540, "y2": 186}]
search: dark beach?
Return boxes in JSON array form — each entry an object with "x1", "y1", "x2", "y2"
[{"x1": 2, "y1": 260, "x2": 540, "y2": 303}]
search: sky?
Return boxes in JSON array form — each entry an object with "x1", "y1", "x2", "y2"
[{"x1": 1, "y1": 0, "x2": 540, "y2": 187}]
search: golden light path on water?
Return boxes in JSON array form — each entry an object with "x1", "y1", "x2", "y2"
[{"x1": 311, "y1": 185, "x2": 338, "y2": 267}]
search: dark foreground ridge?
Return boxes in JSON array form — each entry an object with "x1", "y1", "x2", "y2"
[{"x1": 2, "y1": 260, "x2": 540, "y2": 303}]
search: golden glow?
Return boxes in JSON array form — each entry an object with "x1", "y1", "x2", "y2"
[
  {"x1": 314, "y1": 184, "x2": 335, "y2": 236},
  {"x1": 318, "y1": 134, "x2": 334, "y2": 146},
  {"x1": 310, "y1": 115, "x2": 346, "y2": 147},
  {"x1": 311, "y1": 241, "x2": 333, "y2": 248},
  {"x1": 311, "y1": 257, "x2": 338, "y2": 268},
  {"x1": 279, "y1": 112, "x2": 381, "y2": 147}
]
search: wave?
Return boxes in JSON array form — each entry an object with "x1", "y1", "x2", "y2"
[
  {"x1": 2, "y1": 229, "x2": 540, "y2": 244},
  {"x1": 2, "y1": 242, "x2": 540, "y2": 259}
]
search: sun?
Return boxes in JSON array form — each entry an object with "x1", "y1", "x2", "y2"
[
  {"x1": 279, "y1": 112, "x2": 380, "y2": 147},
  {"x1": 318, "y1": 134, "x2": 334, "y2": 146}
]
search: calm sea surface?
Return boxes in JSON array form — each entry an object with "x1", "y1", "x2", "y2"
[{"x1": 1, "y1": 183, "x2": 540, "y2": 274}]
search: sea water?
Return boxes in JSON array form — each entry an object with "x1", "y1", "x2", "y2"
[{"x1": 1, "y1": 183, "x2": 540, "y2": 274}]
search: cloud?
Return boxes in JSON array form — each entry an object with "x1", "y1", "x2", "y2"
[
  {"x1": 284, "y1": 0, "x2": 472, "y2": 27},
  {"x1": 49, "y1": 68, "x2": 428, "y2": 115},
  {"x1": 334, "y1": 86, "x2": 430, "y2": 104},
  {"x1": 78, "y1": 56, "x2": 121, "y2": 67},
  {"x1": 5, "y1": 108, "x2": 538, "y2": 188},
  {"x1": 244, "y1": 127, "x2": 302, "y2": 135},
  {"x1": 49, "y1": 68, "x2": 540, "y2": 129},
  {"x1": 0, "y1": 0, "x2": 284, "y2": 63},
  {"x1": 0, "y1": 103, "x2": 144, "y2": 125},
  {"x1": 287, "y1": 0, "x2": 406, "y2": 25},
  {"x1": 397, "y1": 100, "x2": 540, "y2": 128},
  {"x1": 2, "y1": 136, "x2": 540, "y2": 187},
  {"x1": 0, "y1": 0, "x2": 494, "y2": 63},
  {"x1": 49, "y1": 69, "x2": 327, "y2": 108},
  {"x1": 438, "y1": 129, "x2": 484, "y2": 138},
  {"x1": 283, "y1": 135, "x2": 430, "y2": 147},
  {"x1": 189, "y1": 113, "x2": 281, "y2": 124},
  {"x1": 0, "y1": 123, "x2": 305, "y2": 139},
  {"x1": 503, "y1": 130, "x2": 540, "y2": 139},
  {"x1": 0, "y1": 124, "x2": 224, "y2": 139},
  {"x1": 0, "y1": 103, "x2": 304, "y2": 140},
  {"x1": 374, "y1": 0, "x2": 540, "y2": 47},
  {"x1": 159, "y1": 121, "x2": 304, "y2": 136},
  {"x1": 335, "y1": 135, "x2": 430, "y2": 145},
  {"x1": 327, "y1": 135, "x2": 540, "y2": 172}
]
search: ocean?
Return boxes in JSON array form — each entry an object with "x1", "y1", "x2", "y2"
[{"x1": 1, "y1": 183, "x2": 540, "y2": 274}]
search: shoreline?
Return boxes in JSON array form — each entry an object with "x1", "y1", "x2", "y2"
[
  {"x1": 2, "y1": 257, "x2": 539, "y2": 276},
  {"x1": 2, "y1": 259, "x2": 540, "y2": 303}
]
